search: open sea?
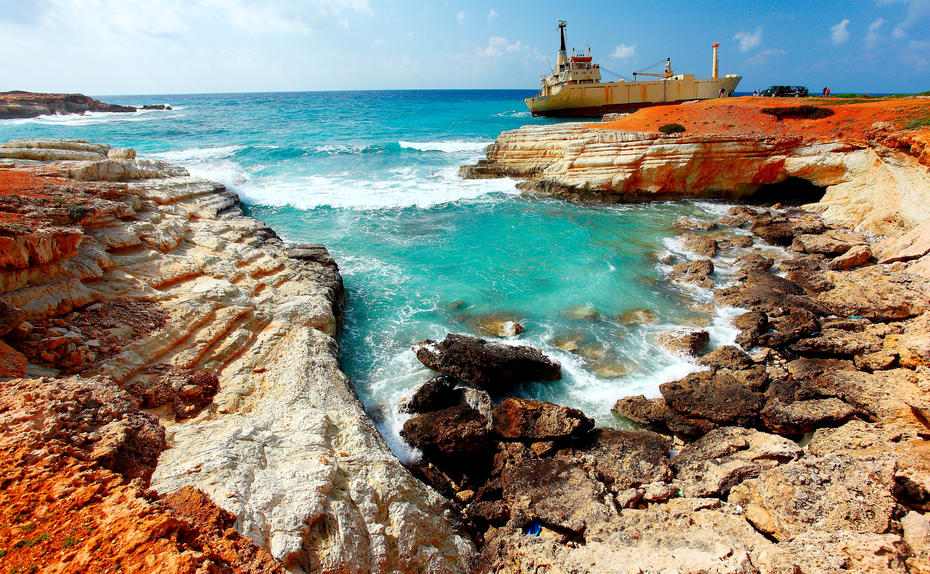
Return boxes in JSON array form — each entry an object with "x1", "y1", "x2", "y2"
[{"x1": 0, "y1": 90, "x2": 752, "y2": 460}]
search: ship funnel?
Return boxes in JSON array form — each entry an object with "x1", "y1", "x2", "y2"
[{"x1": 712, "y1": 42, "x2": 719, "y2": 79}]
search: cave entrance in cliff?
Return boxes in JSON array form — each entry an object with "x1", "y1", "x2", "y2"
[{"x1": 746, "y1": 177, "x2": 826, "y2": 206}]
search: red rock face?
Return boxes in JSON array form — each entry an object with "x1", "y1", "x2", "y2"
[{"x1": 0, "y1": 375, "x2": 284, "y2": 573}]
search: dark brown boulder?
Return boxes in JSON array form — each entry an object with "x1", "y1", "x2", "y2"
[
  {"x1": 400, "y1": 405, "x2": 492, "y2": 464},
  {"x1": 789, "y1": 328, "x2": 883, "y2": 357},
  {"x1": 413, "y1": 334, "x2": 561, "y2": 394},
  {"x1": 716, "y1": 271, "x2": 826, "y2": 316},
  {"x1": 750, "y1": 210, "x2": 825, "y2": 246},
  {"x1": 670, "y1": 259, "x2": 715, "y2": 288},
  {"x1": 612, "y1": 395, "x2": 715, "y2": 438},
  {"x1": 399, "y1": 375, "x2": 462, "y2": 414},
  {"x1": 660, "y1": 371, "x2": 765, "y2": 427},
  {"x1": 557, "y1": 428, "x2": 671, "y2": 492},
  {"x1": 734, "y1": 253, "x2": 774, "y2": 275},
  {"x1": 658, "y1": 330, "x2": 710, "y2": 356},
  {"x1": 761, "y1": 398, "x2": 858, "y2": 435},
  {"x1": 492, "y1": 397, "x2": 593, "y2": 442},
  {"x1": 759, "y1": 307, "x2": 820, "y2": 346},
  {"x1": 733, "y1": 311, "x2": 769, "y2": 349},
  {"x1": 698, "y1": 345, "x2": 755, "y2": 370},
  {"x1": 501, "y1": 458, "x2": 614, "y2": 535},
  {"x1": 680, "y1": 232, "x2": 719, "y2": 257}
]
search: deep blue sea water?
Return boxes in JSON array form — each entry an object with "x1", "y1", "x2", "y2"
[{"x1": 1, "y1": 91, "x2": 748, "y2": 459}]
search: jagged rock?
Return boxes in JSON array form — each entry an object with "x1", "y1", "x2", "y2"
[
  {"x1": 734, "y1": 252, "x2": 774, "y2": 274},
  {"x1": 658, "y1": 329, "x2": 709, "y2": 356},
  {"x1": 698, "y1": 345, "x2": 755, "y2": 370},
  {"x1": 492, "y1": 397, "x2": 593, "y2": 442},
  {"x1": 672, "y1": 427, "x2": 803, "y2": 497},
  {"x1": 828, "y1": 244, "x2": 872, "y2": 270},
  {"x1": 557, "y1": 428, "x2": 672, "y2": 493},
  {"x1": 729, "y1": 453, "x2": 897, "y2": 540},
  {"x1": 733, "y1": 310, "x2": 769, "y2": 349},
  {"x1": 804, "y1": 368, "x2": 930, "y2": 433},
  {"x1": 716, "y1": 271, "x2": 826, "y2": 316},
  {"x1": 819, "y1": 264, "x2": 928, "y2": 320},
  {"x1": 0, "y1": 92, "x2": 135, "y2": 119},
  {"x1": 501, "y1": 457, "x2": 615, "y2": 535},
  {"x1": 760, "y1": 397, "x2": 857, "y2": 434},
  {"x1": 872, "y1": 219, "x2": 930, "y2": 264},
  {"x1": 125, "y1": 364, "x2": 219, "y2": 421},
  {"x1": 790, "y1": 233, "x2": 853, "y2": 255},
  {"x1": 0, "y1": 340, "x2": 27, "y2": 377},
  {"x1": 806, "y1": 419, "x2": 903, "y2": 456},
  {"x1": 680, "y1": 232, "x2": 719, "y2": 257},
  {"x1": 670, "y1": 258, "x2": 715, "y2": 287},
  {"x1": 885, "y1": 312, "x2": 930, "y2": 368},
  {"x1": 756, "y1": 531, "x2": 908, "y2": 574},
  {"x1": 470, "y1": 313, "x2": 526, "y2": 337},
  {"x1": 401, "y1": 405, "x2": 492, "y2": 465},
  {"x1": 413, "y1": 334, "x2": 561, "y2": 394},
  {"x1": 399, "y1": 374, "x2": 460, "y2": 414},
  {"x1": 660, "y1": 370, "x2": 766, "y2": 427},
  {"x1": 789, "y1": 327, "x2": 883, "y2": 356},
  {"x1": 612, "y1": 394, "x2": 715, "y2": 438},
  {"x1": 902, "y1": 511, "x2": 930, "y2": 573},
  {"x1": 675, "y1": 218, "x2": 718, "y2": 231},
  {"x1": 854, "y1": 349, "x2": 898, "y2": 371},
  {"x1": 751, "y1": 211, "x2": 826, "y2": 246},
  {"x1": 759, "y1": 307, "x2": 820, "y2": 346},
  {"x1": 480, "y1": 497, "x2": 775, "y2": 574}
]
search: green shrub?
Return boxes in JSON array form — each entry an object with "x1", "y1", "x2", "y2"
[{"x1": 658, "y1": 123, "x2": 686, "y2": 134}]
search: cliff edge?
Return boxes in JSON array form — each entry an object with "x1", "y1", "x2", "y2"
[
  {"x1": 0, "y1": 91, "x2": 140, "y2": 119},
  {"x1": 462, "y1": 96, "x2": 930, "y2": 236},
  {"x1": 0, "y1": 139, "x2": 475, "y2": 572}
]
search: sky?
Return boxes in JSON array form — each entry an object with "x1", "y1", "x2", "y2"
[{"x1": 1, "y1": 0, "x2": 929, "y2": 95}]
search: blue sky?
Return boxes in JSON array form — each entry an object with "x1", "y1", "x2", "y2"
[{"x1": 1, "y1": 0, "x2": 928, "y2": 95}]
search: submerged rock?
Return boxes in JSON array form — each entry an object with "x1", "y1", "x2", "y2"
[
  {"x1": 413, "y1": 334, "x2": 562, "y2": 394},
  {"x1": 617, "y1": 307, "x2": 659, "y2": 325}
]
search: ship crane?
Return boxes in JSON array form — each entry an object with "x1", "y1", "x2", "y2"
[{"x1": 632, "y1": 58, "x2": 674, "y2": 80}]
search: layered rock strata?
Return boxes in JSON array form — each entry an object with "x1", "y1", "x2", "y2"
[
  {"x1": 0, "y1": 139, "x2": 474, "y2": 572},
  {"x1": 462, "y1": 99, "x2": 930, "y2": 236}
]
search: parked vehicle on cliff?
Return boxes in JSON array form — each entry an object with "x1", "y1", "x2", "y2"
[
  {"x1": 525, "y1": 21, "x2": 742, "y2": 117},
  {"x1": 761, "y1": 85, "x2": 809, "y2": 97}
]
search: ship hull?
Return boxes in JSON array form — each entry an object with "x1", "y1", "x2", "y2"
[{"x1": 526, "y1": 75, "x2": 742, "y2": 117}]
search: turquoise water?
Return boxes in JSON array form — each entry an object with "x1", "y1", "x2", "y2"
[{"x1": 1, "y1": 91, "x2": 741, "y2": 459}]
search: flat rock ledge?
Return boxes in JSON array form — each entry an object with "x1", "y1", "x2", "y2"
[{"x1": 0, "y1": 139, "x2": 475, "y2": 573}]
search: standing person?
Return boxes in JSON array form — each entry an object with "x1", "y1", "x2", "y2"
[
  {"x1": 826, "y1": 86, "x2": 831, "y2": 97},
  {"x1": 753, "y1": 89, "x2": 759, "y2": 96},
  {"x1": 822, "y1": 87, "x2": 827, "y2": 97},
  {"x1": 718, "y1": 88, "x2": 724, "y2": 98}
]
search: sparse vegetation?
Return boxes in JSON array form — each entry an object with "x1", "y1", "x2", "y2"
[
  {"x1": 905, "y1": 114, "x2": 930, "y2": 129},
  {"x1": 67, "y1": 204, "x2": 92, "y2": 222},
  {"x1": 659, "y1": 123, "x2": 686, "y2": 134},
  {"x1": 61, "y1": 535, "x2": 76, "y2": 548}
]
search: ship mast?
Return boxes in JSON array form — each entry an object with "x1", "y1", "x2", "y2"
[{"x1": 556, "y1": 20, "x2": 569, "y2": 72}]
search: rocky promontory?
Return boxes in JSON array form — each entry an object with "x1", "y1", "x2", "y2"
[
  {"x1": 0, "y1": 91, "x2": 152, "y2": 119},
  {"x1": 462, "y1": 96, "x2": 930, "y2": 236},
  {"x1": 0, "y1": 139, "x2": 474, "y2": 572}
]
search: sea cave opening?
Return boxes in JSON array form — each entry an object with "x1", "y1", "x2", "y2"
[{"x1": 745, "y1": 177, "x2": 827, "y2": 206}]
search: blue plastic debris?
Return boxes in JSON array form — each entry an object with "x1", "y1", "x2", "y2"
[
  {"x1": 848, "y1": 315, "x2": 863, "y2": 319},
  {"x1": 524, "y1": 519, "x2": 542, "y2": 536}
]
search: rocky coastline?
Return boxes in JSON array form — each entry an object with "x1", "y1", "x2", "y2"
[
  {"x1": 0, "y1": 139, "x2": 474, "y2": 573},
  {"x1": 0, "y1": 91, "x2": 170, "y2": 120},
  {"x1": 2, "y1": 93, "x2": 930, "y2": 573}
]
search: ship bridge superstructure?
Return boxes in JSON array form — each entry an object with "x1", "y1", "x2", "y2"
[{"x1": 539, "y1": 20, "x2": 602, "y2": 96}]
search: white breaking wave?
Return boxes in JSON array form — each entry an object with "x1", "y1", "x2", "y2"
[
  {"x1": 398, "y1": 140, "x2": 491, "y2": 153},
  {"x1": 152, "y1": 145, "x2": 243, "y2": 162},
  {"x1": 2, "y1": 107, "x2": 174, "y2": 126},
  {"x1": 237, "y1": 165, "x2": 519, "y2": 210},
  {"x1": 150, "y1": 146, "x2": 252, "y2": 191}
]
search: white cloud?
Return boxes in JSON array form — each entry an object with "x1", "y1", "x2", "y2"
[
  {"x1": 610, "y1": 43, "x2": 636, "y2": 59},
  {"x1": 477, "y1": 36, "x2": 527, "y2": 57},
  {"x1": 893, "y1": 26, "x2": 908, "y2": 38},
  {"x1": 744, "y1": 48, "x2": 786, "y2": 66},
  {"x1": 733, "y1": 27, "x2": 762, "y2": 52},
  {"x1": 830, "y1": 19, "x2": 850, "y2": 45},
  {"x1": 865, "y1": 18, "x2": 884, "y2": 50},
  {"x1": 488, "y1": 8, "x2": 498, "y2": 23},
  {"x1": 457, "y1": 10, "x2": 465, "y2": 24}
]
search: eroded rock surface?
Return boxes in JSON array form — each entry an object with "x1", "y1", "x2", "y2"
[{"x1": 0, "y1": 139, "x2": 475, "y2": 573}]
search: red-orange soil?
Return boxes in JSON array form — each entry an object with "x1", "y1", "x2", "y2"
[{"x1": 595, "y1": 96, "x2": 930, "y2": 144}]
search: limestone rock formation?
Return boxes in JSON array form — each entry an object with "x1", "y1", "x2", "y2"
[
  {"x1": 0, "y1": 91, "x2": 138, "y2": 119},
  {"x1": 0, "y1": 139, "x2": 475, "y2": 573}
]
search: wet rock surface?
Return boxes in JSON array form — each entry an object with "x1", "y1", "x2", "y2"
[{"x1": 413, "y1": 333, "x2": 562, "y2": 394}]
